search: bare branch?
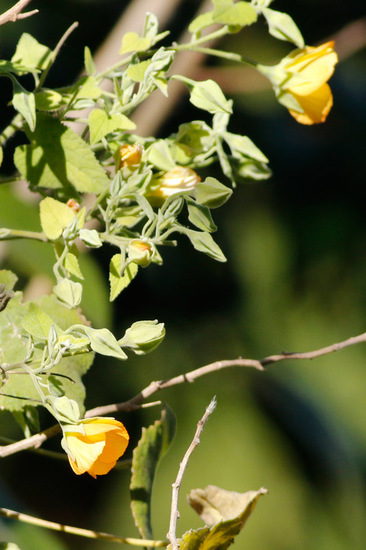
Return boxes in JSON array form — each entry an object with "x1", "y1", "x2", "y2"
[
  {"x1": 167, "y1": 397, "x2": 217, "y2": 549},
  {"x1": 1, "y1": 331, "x2": 366, "y2": 458},
  {"x1": 0, "y1": 0, "x2": 38, "y2": 26},
  {"x1": 0, "y1": 507, "x2": 168, "y2": 547}
]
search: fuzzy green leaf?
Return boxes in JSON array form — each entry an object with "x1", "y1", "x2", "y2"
[
  {"x1": 262, "y1": 7, "x2": 304, "y2": 48},
  {"x1": 11, "y1": 33, "x2": 52, "y2": 70},
  {"x1": 187, "y1": 199, "x2": 217, "y2": 232},
  {"x1": 185, "y1": 229, "x2": 226, "y2": 262},
  {"x1": 130, "y1": 407, "x2": 176, "y2": 539},
  {"x1": 109, "y1": 255, "x2": 139, "y2": 301},
  {"x1": 0, "y1": 294, "x2": 93, "y2": 414},
  {"x1": 89, "y1": 109, "x2": 135, "y2": 145},
  {"x1": 40, "y1": 197, "x2": 76, "y2": 240},
  {"x1": 195, "y1": 177, "x2": 233, "y2": 209},
  {"x1": 14, "y1": 113, "x2": 109, "y2": 193},
  {"x1": 120, "y1": 32, "x2": 152, "y2": 54},
  {"x1": 190, "y1": 80, "x2": 232, "y2": 115},
  {"x1": 83, "y1": 327, "x2": 127, "y2": 360}
]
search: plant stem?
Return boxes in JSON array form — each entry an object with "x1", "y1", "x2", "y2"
[{"x1": 0, "y1": 507, "x2": 168, "y2": 547}]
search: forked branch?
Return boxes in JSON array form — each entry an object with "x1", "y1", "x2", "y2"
[
  {"x1": 0, "y1": 0, "x2": 38, "y2": 26},
  {"x1": 1, "y1": 331, "x2": 366, "y2": 458}
]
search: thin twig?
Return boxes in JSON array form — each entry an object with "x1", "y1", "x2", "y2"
[
  {"x1": 167, "y1": 396, "x2": 217, "y2": 549},
  {"x1": 0, "y1": 0, "x2": 38, "y2": 26},
  {"x1": 1, "y1": 331, "x2": 366, "y2": 458},
  {"x1": 0, "y1": 507, "x2": 168, "y2": 547}
]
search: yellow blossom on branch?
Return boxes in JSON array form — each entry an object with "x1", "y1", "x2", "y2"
[
  {"x1": 259, "y1": 41, "x2": 338, "y2": 125},
  {"x1": 118, "y1": 144, "x2": 144, "y2": 169},
  {"x1": 62, "y1": 417, "x2": 129, "y2": 478},
  {"x1": 146, "y1": 166, "x2": 201, "y2": 205}
]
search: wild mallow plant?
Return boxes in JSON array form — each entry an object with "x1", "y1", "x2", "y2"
[{"x1": 0, "y1": 1, "x2": 338, "y2": 548}]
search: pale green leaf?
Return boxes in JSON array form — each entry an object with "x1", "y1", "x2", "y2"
[
  {"x1": 22, "y1": 302, "x2": 62, "y2": 339},
  {"x1": 127, "y1": 60, "x2": 151, "y2": 83},
  {"x1": 187, "y1": 199, "x2": 217, "y2": 232},
  {"x1": 14, "y1": 113, "x2": 109, "y2": 193},
  {"x1": 89, "y1": 109, "x2": 136, "y2": 145},
  {"x1": 11, "y1": 33, "x2": 52, "y2": 70},
  {"x1": 120, "y1": 32, "x2": 152, "y2": 54},
  {"x1": 0, "y1": 294, "x2": 93, "y2": 414},
  {"x1": 109, "y1": 255, "x2": 139, "y2": 301},
  {"x1": 78, "y1": 228, "x2": 102, "y2": 248},
  {"x1": 213, "y1": 1, "x2": 257, "y2": 28},
  {"x1": 35, "y1": 89, "x2": 64, "y2": 111},
  {"x1": 84, "y1": 46, "x2": 96, "y2": 75},
  {"x1": 195, "y1": 177, "x2": 233, "y2": 208},
  {"x1": 40, "y1": 197, "x2": 76, "y2": 240},
  {"x1": 188, "y1": 11, "x2": 215, "y2": 33},
  {"x1": 64, "y1": 252, "x2": 84, "y2": 280},
  {"x1": 190, "y1": 80, "x2": 232, "y2": 115},
  {"x1": 185, "y1": 229, "x2": 226, "y2": 262},
  {"x1": 262, "y1": 7, "x2": 304, "y2": 48},
  {"x1": 146, "y1": 140, "x2": 175, "y2": 171},
  {"x1": 83, "y1": 327, "x2": 127, "y2": 360},
  {"x1": 12, "y1": 81, "x2": 36, "y2": 131}
]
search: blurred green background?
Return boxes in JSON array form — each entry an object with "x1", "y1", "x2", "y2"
[{"x1": 0, "y1": 1, "x2": 366, "y2": 549}]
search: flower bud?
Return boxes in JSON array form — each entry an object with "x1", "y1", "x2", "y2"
[
  {"x1": 118, "y1": 144, "x2": 143, "y2": 169},
  {"x1": 66, "y1": 199, "x2": 81, "y2": 213},
  {"x1": 147, "y1": 166, "x2": 201, "y2": 205},
  {"x1": 128, "y1": 240, "x2": 153, "y2": 267}
]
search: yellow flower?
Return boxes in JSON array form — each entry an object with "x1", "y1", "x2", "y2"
[
  {"x1": 260, "y1": 41, "x2": 338, "y2": 125},
  {"x1": 118, "y1": 144, "x2": 143, "y2": 168},
  {"x1": 62, "y1": 417, "x2": 129, "y2": 478},
  {"x1": 147, "y1": 166, "x2": 201, "y2": 205}
]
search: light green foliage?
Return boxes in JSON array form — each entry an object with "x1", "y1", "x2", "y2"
[
  {"x1": 14, "y1": 113, "x2": 109, "y2": 192},
  {"x1": 130, "y1": 406, "x2": 176, "y2": 539},
  {"x1": 174, "y1": 486, "x2": 267, "y2": 549},
  {"x1": 0, "y1": 2, "x2": 327, "y2": 548}
]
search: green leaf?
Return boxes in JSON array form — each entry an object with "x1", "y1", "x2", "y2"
[
  {"x1": 130, "y1": 406, "x2": 176, "y2": 539},
  {"x1": 262, "y1": 7, "x2": 304, "y2": 48},
  {"x1": 119, "y1": 320, "x2": 166, "y2": 355},
  {"x1": 0, "y1": 269, "x2": 18, "y2": 291},
  {"x1": 175, "y1": 486, "x2": 267, "y2": 550},
  {"x1": 146, "y1": 140, "x2": 175, "y2": 171},
  {"x1": 83, "y1": 327, "x2": 127, "y2": 360},
  {"x1": 64, "y1": 252, "x2": 84, "y2": 280},
  {"x1": 190, "y1": 79, "x2": 232, "y2": 115},
  {"x1": 12, "y1": 80, "x2": 36, "y2": 131},
  {"x1": 195, "y1": 177, "x2": 233, "y2": 209},
  {"x1": 89, "y1": 109, "x2": 136, "y2": 145},
  {"x1": 78, "y1": 228, "x2": 102, "y2": 248},
  {"x1": 35, "y1": 89, "x2": 64, "y2": 111},
  {"x1": 189, "y1": 11, "x2": 215, "y2": 33},
  {"x1": 120, "y1": 32, "x2": 152, "y2": 54},
  {"x1": 213, "y1": 0, "x2": 257, "y2": 28},
  {"x1": 22, "y1": 302, "x2": 62, "y2": 339},
  {"x1": 53, "y1": 279, "x2": 83, "y2": 309},
  {"x1": 127, "y1": 60, "x2": 151, "y2": 83},
  {"x1": 187, "y1": 199, "x2": 217, "y2": 232},
  {"x1": 0, "y1": 294, "x2": 93, "y2": 414},
  {"x1": 14, "y1": 113, "x2": 109, "y2": 193},
  {"x1": 84, "y1": 46, "x2": 96, "y2": 75},
  {"x1": 185, "y1": 229, "x2": 226, "y2": 262},
  {"x1": 223, "y1": 132, "x2": 269, "y2": 163},
  {"x1": 39, "y1": 197, "x2": 76, "y2": 240},
  {"x1": 11, "y1": 33, "x2": 52, "y2": 70},
  {"x1": 109, "y1": 255, "x2": 139, "y2": 301}
]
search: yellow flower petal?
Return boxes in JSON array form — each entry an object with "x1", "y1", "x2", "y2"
[
  {"x1": 287, "y1": 42, "x2": 338, "y2": 96},
  {"x1": 289, "y1": 83, "x2": 333, "y2": 125},
  {"x1": 63, "y1": 417, "x2": 129, "y2": 478}
]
